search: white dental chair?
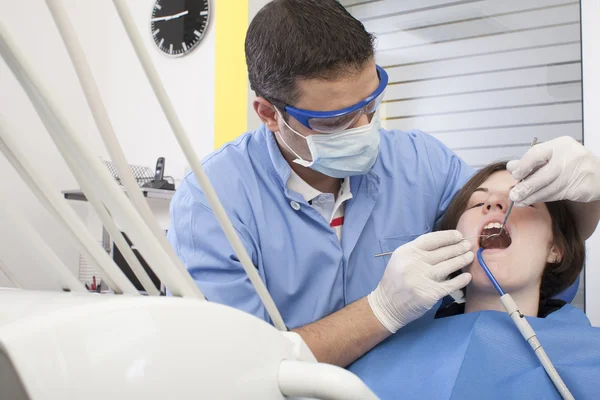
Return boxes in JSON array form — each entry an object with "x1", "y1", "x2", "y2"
[{"x1": 0, "y1": 289, "x2": 375, "y2": 400}]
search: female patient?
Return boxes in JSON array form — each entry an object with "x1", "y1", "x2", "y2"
[
  {"x1": 436, "y1": 161, "x2": 584, "y2": 318},
  {"x1": 348, "y1": 161, "x2": 599, "y2": 400}
]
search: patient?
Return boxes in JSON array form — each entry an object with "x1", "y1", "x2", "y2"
[
  {"x1": 348, "y1": 161, "x2": 599, "y2": 400},
  {"x1": 435, "y1": 161, "x2": 585, "y2": 318}
]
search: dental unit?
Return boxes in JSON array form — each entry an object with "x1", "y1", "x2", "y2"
[{"x1": 0, "y1": 1, "x2": 379, "y2": 398}]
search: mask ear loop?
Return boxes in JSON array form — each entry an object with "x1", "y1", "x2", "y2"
[{"x1": 274, "y1": 109, "x2": 312, "y2": 167}]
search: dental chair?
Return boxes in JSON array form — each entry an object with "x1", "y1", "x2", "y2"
[
  {"x1": 554, "y1": 275, "x2": 581, "y2": 303},
  {"x1": 0, "y1": 289, "x2": 376, "y2": 400}
]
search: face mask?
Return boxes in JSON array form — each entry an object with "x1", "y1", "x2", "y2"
[{"x1": 276, "y1": 110, "x2": 381, "y2": 179}]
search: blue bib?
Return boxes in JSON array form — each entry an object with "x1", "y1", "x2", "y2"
[{"x1": 348, "y1": 304, "x2": 600, "y2": 399}]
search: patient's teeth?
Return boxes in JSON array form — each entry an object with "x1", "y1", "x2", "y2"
[{"x1": 482, "y1": 222, "x2": 505, "y2": 231}]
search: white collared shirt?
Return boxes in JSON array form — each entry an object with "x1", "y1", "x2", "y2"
[{"x1": 286, "y1": 169, "x2": 353, "y2": 241}]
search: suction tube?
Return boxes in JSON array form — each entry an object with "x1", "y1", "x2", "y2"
[
  {"x1": 476, "y1": 248, "x2": 504, "y2": 296},
  {"x1": 476, "y1": 248, "x2": 574, "y2": 400}
]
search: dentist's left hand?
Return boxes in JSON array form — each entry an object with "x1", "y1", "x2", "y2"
[{"x1": 368, "y1": 230, "x2": 473, "y2": 334}]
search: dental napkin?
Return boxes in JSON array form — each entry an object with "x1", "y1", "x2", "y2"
[{"x1": 348, "y1": 304, "x2": 600, "y2": 400}]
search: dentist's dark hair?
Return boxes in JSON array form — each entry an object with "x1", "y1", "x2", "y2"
[
  {"x1": 438, "y1": 161, "x2": 585, "y2": 314},
  {"x1": 245, "y1": 0, "x2": 376, "y2": 107}
]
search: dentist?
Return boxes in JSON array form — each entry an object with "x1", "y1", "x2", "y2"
[{"x1": 167, "y1": 0, "x2": 600, "y2": 367}]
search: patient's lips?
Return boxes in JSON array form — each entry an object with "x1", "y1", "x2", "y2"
[{"x1": 479, "y1": 222, "x2": 512, "y2": 250}]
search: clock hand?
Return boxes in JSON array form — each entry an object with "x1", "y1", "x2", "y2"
[
  {"x1": 167, "y1": 10, "x2": 189, "y2": 20},
  {"x1": 151, "y1": 10, "x2": 189, "y2": 22}
]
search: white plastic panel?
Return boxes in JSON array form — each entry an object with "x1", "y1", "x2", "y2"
[
  {"x1": 375, "y1": 24, "x2": 580, "y2": 66},
  {"x1": 385, "y1": 42, "x2": 581, "y2": 82},
  {"x1": 384, "y1": 103, "x2": 582, "y2": 133},
  {"x1": 343, "y1": 0, "x2": 575, "y2": 22},
  {"x1": 0, "y1": 290, "x2": 376, "y2": 400},
  {"x1": 361, "y1": 0, "x2": 579, "y2": 36},
  {"x1": 384, "y1": 63, "x2": 581, "y2": 100},
  {"x1": 429, "y1": 122, "x2": 582, "y2": 150},
  {"x1": 374, "y1": 5, "x2": 580, "y2": 51},
  {"x1": 384, "y1": 83, "x2": 581, "y2": 116}
]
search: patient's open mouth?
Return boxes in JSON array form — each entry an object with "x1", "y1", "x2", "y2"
[{"x1": 479, "y1": 222, "x2": 512, "y2": 250}]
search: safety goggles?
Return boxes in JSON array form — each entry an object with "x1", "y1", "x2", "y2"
[{"x1": 270, "y1": 64, "x2": 388, "y2": 134}]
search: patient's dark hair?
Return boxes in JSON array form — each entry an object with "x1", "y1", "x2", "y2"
[{"x1": 438, "y1": 161, "x2": 585, "y2": 304}]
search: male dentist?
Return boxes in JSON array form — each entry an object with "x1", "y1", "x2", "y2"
[{"x1": 168, "y1": 0, "x2": 600, "y2": 367}]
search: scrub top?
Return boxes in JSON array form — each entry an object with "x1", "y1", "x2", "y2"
[
  {"x1": 286, "y1": 169, "x2": 351, "y2": 241},
  {"x1": 167, "y1": 124, "x2": 473, "y2": 329}
]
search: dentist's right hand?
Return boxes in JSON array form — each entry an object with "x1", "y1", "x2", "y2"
[{"x1": 367, "y1": 230, "x2": 474, "y2": 333}]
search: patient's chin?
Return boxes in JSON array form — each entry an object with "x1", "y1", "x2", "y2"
[
  {"x1": 469, "y1": 262, "x2": 509, "y2": 291},
  {"x1": 469, "y1": 276, "x2": 502, "y2": 293}
]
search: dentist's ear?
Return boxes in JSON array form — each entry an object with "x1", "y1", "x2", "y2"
[{"x1": 254, "y1": 97, "x2": 279, "y2": 132}]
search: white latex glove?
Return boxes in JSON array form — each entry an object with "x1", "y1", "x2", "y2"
[
  {"x1": 367, "y1": 230, "x2": 473, "y2": 333},
  {"x1": 506, "y1": 136, "x2": 600, "y2": 206}
]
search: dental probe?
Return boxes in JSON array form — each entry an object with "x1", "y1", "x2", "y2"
[
  {"x1": 374, "y1": 234, "x2": 493, "y2": 258},
  {"x1": 500, "y1": 137, "x2": 538, "y2": 232},
  {"x1": 476, "y1": 248, "x2": 574, "y2": 400}
]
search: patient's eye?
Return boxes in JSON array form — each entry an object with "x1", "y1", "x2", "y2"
[
  {"x1": 467, "y1": 193, "x2": 486, "y2": 209},
  {"x1": 469, "y1": 202, "x2": 484, "y2": 209}
]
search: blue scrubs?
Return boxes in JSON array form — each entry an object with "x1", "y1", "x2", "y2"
[{"x1": 167, "y1": 125, "x2": 473, "y2": 328}]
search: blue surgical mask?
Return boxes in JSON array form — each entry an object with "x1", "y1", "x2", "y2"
[{"x1": 276, "y1": 110, "x2": 381, "y2": 178}]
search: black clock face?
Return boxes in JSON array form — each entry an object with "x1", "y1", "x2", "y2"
[{"x1": 150, "y1": 0, "x2": 210, "y2": 57}]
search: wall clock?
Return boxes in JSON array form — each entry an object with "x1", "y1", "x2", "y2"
[{"x1": 150, "y1": 0, "x2": 210, "y2": 57}]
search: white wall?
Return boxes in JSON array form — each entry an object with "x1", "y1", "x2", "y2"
[
  {"x1": 581, "y1": 0, "x2": 600, "y2": 326},
  {"x1": 0, "y1": 0, "x2": 105, "y2": 290},
  {"x1": 0, "y1": 0, "x2": 216, "y2": 289},
  {"x1": 63, "y1": 0, "x2": 216, "y2": 181}
]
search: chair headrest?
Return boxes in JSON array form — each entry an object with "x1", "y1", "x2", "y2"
[{"x1": 552, "y1": 274, "x2": 581, "y2": 304}]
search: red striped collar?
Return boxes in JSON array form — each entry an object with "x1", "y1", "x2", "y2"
[{"x1": 330, "y1": 216, "x2": 344, "y2": 227}]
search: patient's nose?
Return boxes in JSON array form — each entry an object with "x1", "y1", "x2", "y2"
[{"x1": 483, "y1": 192, "x2": 508, "y2": 214}]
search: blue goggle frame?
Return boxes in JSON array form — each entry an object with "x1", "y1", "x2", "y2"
[{"x1": 269, "y1": 64, "x2": 388, "y2": 133}]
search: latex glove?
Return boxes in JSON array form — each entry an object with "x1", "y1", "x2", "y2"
[
  {"x1": 507, "y1": 136, "x2": 600, "y2": 206},
  {"x1": 367, "y1": 230, "x2": 473, "y2": 333}
]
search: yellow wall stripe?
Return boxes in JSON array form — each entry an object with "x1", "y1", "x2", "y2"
[{"x1": 214, "y1": 1, "x2": 249, "y2": 149}]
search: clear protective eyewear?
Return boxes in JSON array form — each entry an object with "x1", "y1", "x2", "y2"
[{"x1": 268, "y1": 64, "x2": 388, "y2": 134}]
